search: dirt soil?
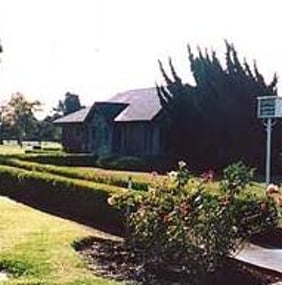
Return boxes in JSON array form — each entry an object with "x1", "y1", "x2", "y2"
[
  {"x1": 74, "y1": 236, "x2": 282, "y2": 285},
  {"x1": 251, "y1": 228, "x2": 282, "y2": 248}
]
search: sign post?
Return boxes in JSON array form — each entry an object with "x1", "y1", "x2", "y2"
[
  {"x1": 257, "y1": 96, "x2": 282, "y2": 185},
  {"x1": 264, "y1": 118, "x2": 272, "y2": 185}
]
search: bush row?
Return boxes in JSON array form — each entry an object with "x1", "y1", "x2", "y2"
[
  {"x1": 0, "y1": 158, "x2": 151, "y2": 191},
  {"x1": 0, "y1": 165, "x2": 130, "y2": 234},
  {"x1": 2, "y1": 152, "x2": 176, "y2": 173},
  {"x1": 95, "y1": 154, "x2": 177, "y2": 173},
  {"x1": 6, "y1": 153, "x2": 99, "y2": 167},
  {"x1": 0, "y1": 162, "x2": 278, "y2": 240}
]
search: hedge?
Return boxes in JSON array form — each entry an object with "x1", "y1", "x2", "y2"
[
  {"x1": 0, "y1": 158, "x2": 150, "y2": 191},
  {"x1": 0, "y1": 164, "x2": 277, "y2": 237},
  {"x1": 95, "y1": 154, "x2": 177, "y2": 172},
  {"x1": 0, "y1": 165, "x2": 131, "y2": 234},
  {"x1": 1, "y1": 153, "x2": 99, "y2": 167}
]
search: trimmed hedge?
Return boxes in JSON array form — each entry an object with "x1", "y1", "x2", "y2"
[
  {"x1": 0, "y1": 163, "x2": 277, "y2": 237},
  {"x1": 0, "y1": 165, "x2": 131, "y2": 234},
  {"x1": 26, "y1": 153, "x2": 175, "y2": 173},
  {"x1": 4, "y1": 153, "x2": 99, "y2": 167},
  {"x1": 0, "y1": 158, "x2": 150, "y2": 191},
  {"x1": 96, "y1": 154, "x2": 177, "y2": 173}
]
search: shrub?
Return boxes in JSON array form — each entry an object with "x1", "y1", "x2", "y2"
[
  {"x1": 109, "y1": 161, "x2": 279, "y2": 284},
  {"x1": 0, "y1": 158, "x2": 150, "y2": 191},
  {"x1": 0, "y1": 165, "x2": 128, "y2": 234},
  {"x1": 96, "y1": 154, "x2": 177, "y2": 172},
  {"x1": 96, "y1": 155, "x2": 146, "y2": 171},
  {"x1": 14, "y1": 153, "x2": 98, "y2": 167}
]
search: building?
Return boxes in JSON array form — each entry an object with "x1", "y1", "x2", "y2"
[{"x1": 53, "y1": 87, "x2": 167, "y2": 156}]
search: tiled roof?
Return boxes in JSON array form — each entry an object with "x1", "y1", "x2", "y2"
[
  {"x1": 53, "y1": 87, "x2": 162, "y2": 124},
  {"x1": 108, "y1": 87, "x2": 162, "y2": 122},
  {"x1": 53, "y1": 107, "x2": 92, "y2": 124}
]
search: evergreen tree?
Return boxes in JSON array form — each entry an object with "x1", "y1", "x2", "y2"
[
  {"x1": 54, "y1": 92, "x2": 82, "y2": 116},
  {"x1": 157, "y1": 41, "x2": 278, "y2": 171}
]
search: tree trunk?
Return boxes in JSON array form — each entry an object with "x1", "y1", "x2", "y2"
[{"x1": 17, "y1": 130, "x2": 24, "y2": 148}]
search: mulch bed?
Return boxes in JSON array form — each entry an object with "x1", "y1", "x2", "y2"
[
  {"x1": 73, "y1": 236, "x2": 282, "y2": 285},
  {"x1": 251, "y1": 228, "x2": 282, "y2": 248}
]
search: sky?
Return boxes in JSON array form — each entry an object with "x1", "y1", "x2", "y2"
[{"x1": 0, "y1": 0, "x2": 282, "y2": 118}]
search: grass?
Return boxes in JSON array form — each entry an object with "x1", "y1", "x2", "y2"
[
  {"x1": 0, "y1": 142, "x2": 62, "y2": 156},
  {"x1": 0, "y1": 145, "x2": 25, "y2": 155},
  {"x1": 202, "y1": 180, "x2": 267, "y2": 198},
  {"x1": 75, "y1": 166, "x2": 164, "y2": 188},
  {"x1": 0, "y1": 196, "x2": 122, "y2": 285}
]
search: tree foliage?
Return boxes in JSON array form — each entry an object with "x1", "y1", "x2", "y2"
[
  {"x1": 54, "y1": 92, "x2": 82, "y2": 116},
  {"x1": 2, "y1": 92, "x2": 41, "y2": 146},
  {"x1": 36, "y1": 114, "x2": 62, "y2": 142},
  {"x1": 157, "y1": 41, "x2": 279, "y2": 170}
]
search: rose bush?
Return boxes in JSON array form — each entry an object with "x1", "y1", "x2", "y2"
[{"x1": 108, "y1": 161, "x2": 279, "y2": 284}]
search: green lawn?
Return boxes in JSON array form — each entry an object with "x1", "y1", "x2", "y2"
[
  {"x1": 0, "y1": 145, "x2": 25, "y2": 155},
  {"x1": 0, "y1": 142, "x2": 62, "y2": 156},
  {"x1": 0, "y1": 197, "x2": 122, "y2": 285}
]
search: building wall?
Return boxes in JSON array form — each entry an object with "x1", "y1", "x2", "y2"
[
  {"x1": 62, "y1": 124, "x2": 87, "y2": 152},
  {"x1": 61, "y1": 119, "x2": 164, "y2": 156},
  {"x1": 88, "y1": 112, "x2": 113, "y2": 156},
  {"x1": 117, "y1": 122, "x2": 161, "y2": 156}
]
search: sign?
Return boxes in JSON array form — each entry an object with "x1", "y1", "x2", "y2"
[
  {"x1": 257, "y1": 96, "x2": 282, "y2": 185},
  {"x1": 257, "y1": 96, "x2": 282, "y2": 118}
]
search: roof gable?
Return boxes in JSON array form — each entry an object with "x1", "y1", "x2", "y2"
[
  {"x1": 53, "y1": 107, "x2": 92, "y2": 124},
  {"x1": 108, "y1": 87, "x2": 162, "y2": 122},
  {"x1": 93, "y1": 102, "x2": 128, "y2": 122},
  {"x1": 53, "y1": 87, "x2": 162, "y2": 124}
]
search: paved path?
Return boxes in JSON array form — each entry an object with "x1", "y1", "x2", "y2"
[{"x1": 235, "y1": 243, "x2": 282, "y2": 274}]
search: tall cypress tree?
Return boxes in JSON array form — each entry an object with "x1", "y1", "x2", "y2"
[{"x1": 157, "y1": 41, "x2": 279, "y2": 171}]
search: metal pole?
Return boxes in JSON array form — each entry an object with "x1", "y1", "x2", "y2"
[{"x1": 265, "y1": 118, "x2": 272, "y2": 185}]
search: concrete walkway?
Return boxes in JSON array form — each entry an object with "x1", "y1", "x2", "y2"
[{"x1": 235, "y1": 243, "x2": 282, "y2": 274}]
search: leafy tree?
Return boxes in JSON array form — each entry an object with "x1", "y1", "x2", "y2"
[
  {"x1": 2, "y1": 92, "x2": 41, "y2": 146},
  {"x1": 37, "y1": 114, "x2": 62, "y2": 142},
  {"x1": 157, "y1": 41, "x2": 278, "y2": 171},
  {"x1": 54, "y1": 92, "x2": 82, "y2": 116}
]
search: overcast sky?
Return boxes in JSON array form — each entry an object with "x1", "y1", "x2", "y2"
[{"x1": 0, "y1": 0, "x2": 281, "y2": 117}]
